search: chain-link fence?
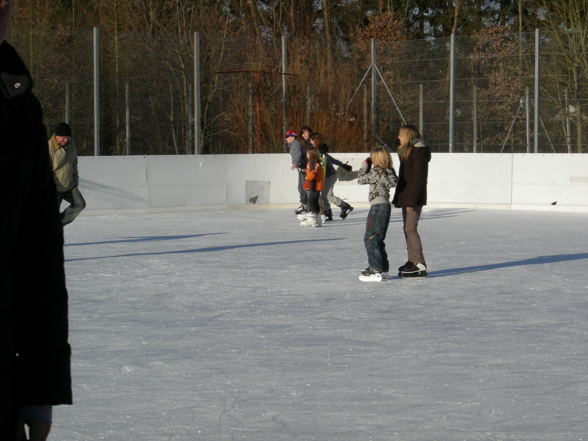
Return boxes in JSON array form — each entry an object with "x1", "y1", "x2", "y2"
[{"x1": 7, "y1": 27, "x2": 588, "y2": 155}]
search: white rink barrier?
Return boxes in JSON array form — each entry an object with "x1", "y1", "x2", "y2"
[{"x1": 77, "y1": 153, "x2": 588, "y2": 214}]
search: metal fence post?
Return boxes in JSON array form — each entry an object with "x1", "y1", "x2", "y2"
[
  {"x1": 282, "y1": 35, "x2": 287, "y2": 149},
  {"x1": 363, "y1": 84, "x2": 368, "y2": 143},
  {"x1": 419, "y1": 84, "x2": 424, "y2": 137},
  {"x1": 473, "y1": 85, "x2": 477, "y2": 153},
  {"x1": 187, "y1": 83, "x2": 192, "y2": 154},
  {"x1": 249, "y1": 84, "x2": 254, "y2": 154},
  {"x1": 65, "y1": 81, "x2": 70, "y2": 123},
  {"x1": 449, "y1": 33, "x2": 455, "y2": 153},
  {"x1": 565, "y1": 88, "x2": 572, "y2": 153},
  {"x1": 93, "y1": 27, "x2": 100, "y2": 156},
  {"x1": 194, "y1": 32, "x2": 201, "y2": 155},
  {"x1": 526, "y1": 87, "x2": 531, "y2": 153},
  {"x1": 125, "y1": 80, "x2": 130, "y2": 155},
  {"x1": 371, "y1": 38, "x2": 376, "y2": 147},
  {"x1": 534, "y1": 28, "x2": 540, "y2": 154}
]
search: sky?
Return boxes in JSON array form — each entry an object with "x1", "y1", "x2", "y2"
[{"x1": 49, "y1": 207, "x2": 588, "y2": 441}]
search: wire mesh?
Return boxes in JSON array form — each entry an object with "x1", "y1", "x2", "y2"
[{"x1": 6, "y1": 28, "x2": 588, "y2": 155}]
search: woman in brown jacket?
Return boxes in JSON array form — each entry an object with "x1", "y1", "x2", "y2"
[{"x1": 392, "y1": 125, "x2": 431, "y2": 278}]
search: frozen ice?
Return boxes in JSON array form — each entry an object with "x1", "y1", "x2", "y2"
[{"x1": 52, "y1": 208, "x2": 588, "y2": 440}]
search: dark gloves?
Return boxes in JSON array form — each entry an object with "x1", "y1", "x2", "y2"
[
  {"x1": 365, "y1": 157, "x2": 372, "y2": 172},
  {"x1": 341, "y1": 163, "x2": 352, "y2": 172}
]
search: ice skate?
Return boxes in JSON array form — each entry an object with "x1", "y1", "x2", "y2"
[
  {"x1": 340, "y1": 202, "x2": 354, "y2": 219},
  {"x1": 300, "y1": 212, "x2": 320, "y2": 227},
  {"x1": 398, "y1": 262, "x2": 428, "y2": 278},
  {"x1": 294, "y1": 205, "x2": 307, "y2": 215},
  {"x1": 359, "y1": 267, "x2": 383, "y2": 282}
]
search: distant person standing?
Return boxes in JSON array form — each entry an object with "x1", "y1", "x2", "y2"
[
  {"x1": 392, "y1": 124, "x2": 431, "y2": 278},
  {"x1": 1, "y1": 1, "x2": 72, "y2": 439},
  {"x1": 284, "y1": 130, "x2": 308, "y2": 215},
  {"x1": 49, "y1": 122, "x2": 86, "y2": 226}
]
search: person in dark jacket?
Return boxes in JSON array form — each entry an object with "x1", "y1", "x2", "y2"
[
  {"x1": 310, "y1": 132, "x2": 353, "y2": 220},
  {"x1": 392, "y1": 124, "x2": 431, "y2": 278},
  {"x1": 0, "y1": 1, "x2": 72, "y2": 439}
]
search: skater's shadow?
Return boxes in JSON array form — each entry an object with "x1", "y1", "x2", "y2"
[
  {"x1": 429, "y1": 253, "x2": 588, "y2": 278},
  {"x1": 65, "y1": 233, "x2": 220, "y2": 247},
  {"x1": 65, "y1": 238, "x2": 343, "y2": 262}
]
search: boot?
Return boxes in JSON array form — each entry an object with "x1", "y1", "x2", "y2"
[
  {"x1": 399, "y1": 262, "x2": 428, "y2": 278},
  {"x1": 324, "y1": 209, "x2": 333, "y2": 221},
  {"x1": 300, "y1": 212, "x2": 320, "y2": 227},
  {"x1": 294, "y1": 205, "x2": 307, "y2": 215},
  {"x1": 340, "y1": 202, "x2": 354, "y2": 219},
  {"x1": 316, "y1": 212, "x2": 323, "y2": 226}
]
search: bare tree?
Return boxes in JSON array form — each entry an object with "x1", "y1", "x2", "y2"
[{"x1": 529, "y1": 0, "x2": 588, "y2": 152}]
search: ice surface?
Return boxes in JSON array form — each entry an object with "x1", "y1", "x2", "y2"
[{"x1": 51, "y1": 208, "x2": 588, "y2": 440}]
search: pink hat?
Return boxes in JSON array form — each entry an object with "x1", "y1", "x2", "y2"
[{"x1": 282, "y1": 130, "x2": 298, "y2": 138}]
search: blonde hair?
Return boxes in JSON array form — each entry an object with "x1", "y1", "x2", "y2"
[
  {"x1": 397, "y1": 124, "x2": 421, "y2": 161},
  {"x1": 370, "y1": 147, "x2": 393, "y2": 174}
]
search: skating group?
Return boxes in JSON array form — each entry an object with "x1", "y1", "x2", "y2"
[
  {"x1": 284, "y1": 126, "x2": 354, "y2": 228},
  {"x1": 284, "y1": 125, "x2": 431, "y2": 282}
]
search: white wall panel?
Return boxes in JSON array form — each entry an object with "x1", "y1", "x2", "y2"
[
  {"x1": 145, "y1": 156, "x2": 227, "y2": 208},
  {"x1": 428, "y1": 154, "x2": 513, "y2": 204},
  {"x1": 512, "y1": 154, "x2": 588, "y2": 207},
  {"x1": 78, "y1": 153, "x2": 588, "y2": 214},
  {"x1": 78, "y1": 157, "x2": 147, "y2": 210},
  {"x1": 225, "y1": 154, "x2": 294, "y2": 205}
]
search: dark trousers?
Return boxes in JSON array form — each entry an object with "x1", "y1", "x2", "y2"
[
  {"x1": 307, "y1": 190, "x2": 320, "y2": 214},
  {"x1": 297, "y1": 171, "x2": 308, "y2": 205},
  {"x1": 57, "y1": 186, "x2": 86, "y2": 226},
  {"x1": 364, "y1": 202, "x2": 391, "y2": 272}
]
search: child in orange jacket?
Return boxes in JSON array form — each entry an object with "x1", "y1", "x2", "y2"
[{"x1": 300, "y1": 146, "x2": 324, "y2": 227}]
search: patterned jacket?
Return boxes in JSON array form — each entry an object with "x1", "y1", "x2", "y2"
[{"x1": 358, "y1": 164, "x2": 398, "y2": 206}]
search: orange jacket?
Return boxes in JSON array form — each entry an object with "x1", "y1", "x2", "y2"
[{"x1": 304, "y1": 159, "x2": 324, "y2": 191}]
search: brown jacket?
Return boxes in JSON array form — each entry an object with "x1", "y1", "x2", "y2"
[{"x1": 392, "y1": 140, "x2": 431, "y2": 208}]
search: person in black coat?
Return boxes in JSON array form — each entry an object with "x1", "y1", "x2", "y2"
[
  {"x1": 0, "y1": 1, "x2": 72, "y2": 439},
  {"x1": 392, "y1": 124, "x2": 431, "y2": 278}
]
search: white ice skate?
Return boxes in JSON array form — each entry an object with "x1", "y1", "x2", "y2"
[{"x1": 300, "y1": 212, "x2": 321, "y2": 227}]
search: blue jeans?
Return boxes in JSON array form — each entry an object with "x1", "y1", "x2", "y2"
[{"x1": 364, "y1": 203, "x2": 391, "y2": 272}]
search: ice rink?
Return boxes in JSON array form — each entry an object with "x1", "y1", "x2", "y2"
[{"x1": 51, "y1": 207, "x2": 588, "y2": 440}]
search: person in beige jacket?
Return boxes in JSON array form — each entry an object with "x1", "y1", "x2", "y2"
[{"x1": 48, "y1": 122, "x2": 86, "y2": 226}]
